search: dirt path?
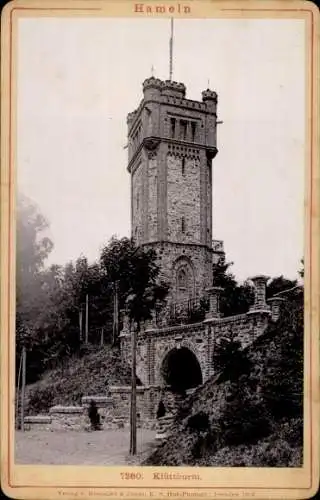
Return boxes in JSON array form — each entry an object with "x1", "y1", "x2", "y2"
[{"x1": 15, "y1": 429, "x2": 157, "y2": 465}]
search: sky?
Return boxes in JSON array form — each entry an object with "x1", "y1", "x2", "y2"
[{"x1": 17, "y1": 17, "x2": 305, "y2": 282}]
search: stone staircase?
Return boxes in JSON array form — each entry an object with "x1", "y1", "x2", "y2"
[
  {"x1": 155, "y1": 414, "x2": 175, "y2": 440},
  {"x1": 154, "y1": 389, "x2": 187, "y2": 441}
]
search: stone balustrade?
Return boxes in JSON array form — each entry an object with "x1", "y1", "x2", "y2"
[
  {"x1": 248, "y1": 275, "x2": 271, "y2": 313},
  {"x1": 205, "y1": 286, "x2": 223, "y2": 319}
]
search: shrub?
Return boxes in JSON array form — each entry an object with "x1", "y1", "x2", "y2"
[
  {"x1": 28, "y1": 386, "x2": 54, "y2": 414},
  {"x1": 219, "y1": 382, "x2": 272, "y2": 447},
  {"x1": 253, "y1": 439, "x2": 295, "y2": 467},
  {"x1": 213, "y1": 337, "x2": 252, "y2": 381}
]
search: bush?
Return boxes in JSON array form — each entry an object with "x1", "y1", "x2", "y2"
[
  {"x1": 253, "y1": 439, "x2": 296, "y2": 467},
  {"x1": 218, "y1": 382, "x2": 272, "y2": 447},
  {"x1": 278, "y1": 418, "x2": 303, "y2": 447},
  {"x1": 28, "y1": 386, "x2": 54, "y2": 414},
  {"x1": 213, "y1": 337, "x2": 252, "y2": 381}
]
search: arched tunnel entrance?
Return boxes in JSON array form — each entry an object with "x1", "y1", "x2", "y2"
[{"x1": 160, "y1": 347, "x2": 203, "y2": 392}]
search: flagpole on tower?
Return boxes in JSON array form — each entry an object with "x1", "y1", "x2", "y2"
[{"x1": 169, "y1": 17, "x2": 174, "y2": 80}]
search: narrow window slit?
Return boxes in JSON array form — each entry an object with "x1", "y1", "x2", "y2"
[{"x1": 182, "y1": 158, "x2": 185, "y2": 175}]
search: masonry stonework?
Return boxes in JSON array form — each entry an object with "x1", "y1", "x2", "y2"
[
  {"x1": 127, "y1": 77, "x2": 220, "y2": 305},
  {"x1": 120, "y1": 304, "x2": 271, "y2": 389},
  {"x1": 119, "y1": 76, "x2": 276, "y2": 426}
]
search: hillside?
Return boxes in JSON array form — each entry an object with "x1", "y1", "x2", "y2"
[
  {"x1": 144, "y1": 293, "x2": 303, "y2": 467},
  {"x1": 22, "y1": 345, "x2": 133, "y2": 416}
]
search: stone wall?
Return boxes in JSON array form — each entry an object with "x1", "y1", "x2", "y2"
[
  {"x1": 24, "y1": 415, "x2": 52, "y2": 431},
  {"x1": 167, "y1": 155, "x2": 201, "y2": 243},
  {"x1": 140, "y1": 241, "x2": 214, "y2": 306},
  {"x1": 82, "y1": 396, "x2": 115, "y2": 429},
  {"x1": 147, "y1": 155, "x2": 158, "y2": 241},
  {"x1": 23, "y1": 389, "x2": 161, "y2": 432},
  {"x1": 23, "y1": 312, "x2": 271, "y2": 432},
  {"x1": 49, "y1": 405, "x2": 84, "y2": 431},
  {"x1": 131, "y1": 158, "x2": 145, "y2": 243},
  {"x1": 120, "y1": 308, "x2": 271, "y2": 387}
]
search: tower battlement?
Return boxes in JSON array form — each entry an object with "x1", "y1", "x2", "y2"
[
  {"x1": 161, "y1": 79, "x2": 186, "y2": 98},
  {"x1": 202, "y1": 89, "x2": 218, "y2": 102},
  {"x1": 142, "y1": 77, "x2": 186, "y2": 97},
  {"x1": 127, "y1": 77, "x2": 218, "y2": 137}
]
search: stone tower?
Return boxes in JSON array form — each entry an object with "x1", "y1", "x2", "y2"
[{"x1": 127, "y1": 77, "x2": 223, "y2": 307}]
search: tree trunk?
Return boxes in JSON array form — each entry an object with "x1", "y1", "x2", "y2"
[
  {"x1": 79, "y1": 309, "x2": 83, "y2": 343},
  {"x1": 130, "y1": 321, "x2": 138, "y2": 455},
  {"x1": 85, "y1": 294, "x2": 89, "y2": 344},
  {"x1": 100, "y1": 327, "x2": 104, "y2": 346},
  {"x1": 112, "y1": 281, "x2": 119, "y2": 346}
]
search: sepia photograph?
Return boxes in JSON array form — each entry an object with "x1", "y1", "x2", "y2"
[{"x1": 1, "y1": 1, "x2": 318, "y2": 498}]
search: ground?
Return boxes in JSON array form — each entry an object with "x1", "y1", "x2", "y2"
[{"x1": 15, "y1": 429, "x2": 157, "y2": 465}]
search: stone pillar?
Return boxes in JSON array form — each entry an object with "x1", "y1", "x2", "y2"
[
  {"x1": 205, "y1": 287, "x2": 223, "y2": 319},
  {"x1": 144, "y1": 310, "x2": 157, "y2": 331},
  {"x1": 120, "y1": 309, "x2": 130, "y2": 334},
  {"x1": 267, "y1": 297, "x2": 285, "y2": 322},
  {"x1": 175, "y1": 120, "x2": 180, "y2": 140},
  {"x1": 249, "y1": 275, "x2": 270, "y2": 312}
]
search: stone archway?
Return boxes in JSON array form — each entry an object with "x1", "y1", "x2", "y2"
[{"x1": 160, "y1": 346, "x2": 203, "y2": 392}]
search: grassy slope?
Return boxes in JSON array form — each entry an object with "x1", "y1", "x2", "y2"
[
  {"x1": 24, "y1": 346, "x2": 132, "y2": 415},
  {"x1": 144, "y1": 319, "x2": 303, "y2": 467}
]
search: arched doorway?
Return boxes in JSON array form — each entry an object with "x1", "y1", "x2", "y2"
[{"x1": 160, "y1": 347, "x2": 203, "y2": 392}]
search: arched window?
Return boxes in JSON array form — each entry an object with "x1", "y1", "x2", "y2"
[
  {"x1": 174, "y1": 257, "x2": 195, "y2": 302},
  {"x1": 177, "y1": 268, "x2": 187, "y2": 290}
]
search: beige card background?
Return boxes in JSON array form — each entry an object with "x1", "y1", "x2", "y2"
[{"x1": 1, "y1": 0, "x2": 319, "y2": 499}]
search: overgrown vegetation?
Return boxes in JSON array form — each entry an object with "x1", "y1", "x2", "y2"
[
  {"x1": 21, "y1": 345, "x2": 140, "y2": 416},
  {"x1": 212, "y1": 255, "x2": 298, "y2": 316},
  {"x1": 16, "y1": 194, "x2": 168, "y2": 385},
  {"x1": 144, "y1": 286, "x2": 303, "y2": 467}
]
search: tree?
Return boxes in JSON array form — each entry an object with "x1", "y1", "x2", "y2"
[
  {"x1": 16, "y1": 194, "x2": 54, "y2": 377},
  {"x1": 100, "y1": 237, "x2": 168, "y2": 344},
  {"x1": 16, "y1": 193, "x2": 53, "y2": 281},
  {"x1": 212, "y1": 256, "x2": 300, "y2": 317},
  {"x1": 212, "y1": 257, "x2": 254, "y2": 316},
  {"x1": 266, "y1": 276, "x2": 298, "y2": 298},
  {"x1": 101, "y1": 238, "x2": 169, "y2": 455}
]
